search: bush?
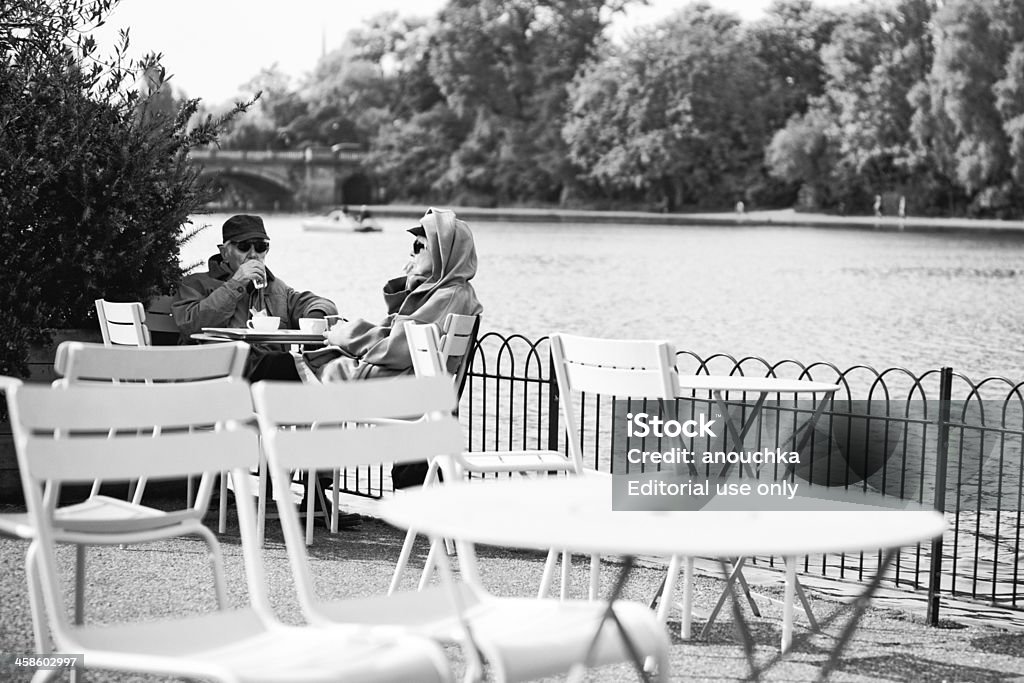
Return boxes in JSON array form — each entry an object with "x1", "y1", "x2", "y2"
[{"x1": 0, "y1": 0, "x2": 252, "y2": 377}]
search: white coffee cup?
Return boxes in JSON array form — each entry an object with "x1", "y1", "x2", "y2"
[
  {"x1": 299, "y1": 317, "x2": 328, "y2": 334},
  {"x1": 247, "y1": 316, "x2": 281, "y2": 331}
]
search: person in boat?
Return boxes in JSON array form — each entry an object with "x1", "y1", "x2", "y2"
[
  {"x1": 357, "y1": 204, "x2": 371, "y2": 222},
  {"x1": 172, "y1": 214, "x2": 338, "y2": 381}
]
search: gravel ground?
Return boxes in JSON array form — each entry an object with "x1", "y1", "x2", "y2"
[{"x1": 2, "y1": 503, "x2": 1024, "y2": 683}]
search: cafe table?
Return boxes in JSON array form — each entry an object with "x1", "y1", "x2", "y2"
[
  {"x1": 662, "y1": 374, "x2": 842, "y2": 633},
  {"x1": 673, "y1": 375, "x2": 842, "y2": 477},
  {"x1": 191, "y1": 327, "x2": 328, "y2": 345},
  {"x1": 379, "y1": 475, "x2": 945, "y2": 680}
]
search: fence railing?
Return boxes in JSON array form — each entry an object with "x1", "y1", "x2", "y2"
[{"x1": 345, "y1": 331, "x2": 1024, "y2": 618}]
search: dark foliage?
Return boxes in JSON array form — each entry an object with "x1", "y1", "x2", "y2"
[{"x1": 0, "y1": 0, "x2": 252, "y2": 377}]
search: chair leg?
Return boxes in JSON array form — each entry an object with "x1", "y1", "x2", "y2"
[
  {"x1": 195, "y1": 525, "x2": 229, "y2": 609},
  {"x1": 218, "y1": 471, "x2": 228, "y2": 534},
  {"x1": 329, "y1": 468, "x2": 340, "y2": 533},
  {"x1": 681, "y1": 556, "x2": 694, "y2": 639},
  {"x1": 418, "y1": 537, "x2": 444, "y2": 591},
  {"x1": 782, "y1": 556, "x2": 796, "y2": 653},
  {"x1": 589, "y1": 554, "x2": 600, "y2": 601},
  {"x1": 539, "y1": 548, "x2": 558, "y2": 598},
  {"x1": 131, "y1": 476, "x2": 148, "y2": 505},
  {"x1": 389, "y1": 527, "x2": 419, "y2": 595},
  {"x1": 25, "y1": 544, "x2": 49, "y2": 656},
  {"x1": 31, "y1": 669, "x2": 64, "y2": 683},
  {"x1": 74, "y1": 544, "x2": 86, "y2": 625},
  {"x1": 257, "y1": 462, "x2": 268, "y2": 548},
  {"x1": 656, "y1": 555, "x2": 681, "y2": 626},
  {"x1": 305, "y1": 470, "x2": 316, "y2": 546},
  {"x1": 560, "y1": 550, "x2": 571, "y2": 600}
]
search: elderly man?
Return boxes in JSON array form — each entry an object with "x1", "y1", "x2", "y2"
[{"x1": 173, "y1": 214, "x2": 338, "y2": 380}]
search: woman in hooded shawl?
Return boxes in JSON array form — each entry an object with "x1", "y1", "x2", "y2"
[{"x1": 304, "y1": 207, "x2": 483, "y2": 382}]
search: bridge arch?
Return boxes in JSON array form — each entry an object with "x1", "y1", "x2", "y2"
[
  {"x1": 200, "y1": 168, "x2": 296, "y2": 210},
  {"x1": 191, "y1": 148, "x2": 371, "y2": 209},
  {"x1": 338, "y1": 172, "x2": 374, "y2": 205}
]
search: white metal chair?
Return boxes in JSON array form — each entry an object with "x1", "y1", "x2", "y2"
[
  {"x1": 96, "y1": 297, "x2": 199, "y2": 497},
  {"x1": 545, "y1": 333, "x2": 681, "y2": 606},
  {"x1": 313, "y1": 313, "x2": 479, "y2": 545},
  {"x1": 389, "y1": 320, "x2": 578, "y2": 594},
  {"x1": 548, "y1": 333, "x2": 783, "y2": 637},
  {"x1": 53, "y1": 341, "x2": 249, "y2": 532},
  {"x1": 94, "y1": 298, "x2": 151, "y2": 346},
  {"x1": 143, "y1": 294, "x2": 183, "y2": 344},
  {"x1": 0, "y1": 342, "x2": 249, "y2": 659},
  {"x1": 95, "y1": 300, "x2": 235, "y2": 529},
  {"x1": 7, "y1": 379, "x2": 452, "y2": 683},
  {"x1": 251, "y1": 375, "x2": 670, "y2": 683}
]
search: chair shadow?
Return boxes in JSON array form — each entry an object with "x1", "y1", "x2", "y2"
[
  {"x1": 833, "y1": 654, "x2": 1017, "y2": 682},
  {"x1": 970, "y1": 633, "x2": 1024, "y2": 657}
]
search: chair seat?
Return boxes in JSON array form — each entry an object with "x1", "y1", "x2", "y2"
[
  {"x1": 0, "y1": 497, "x2": 202, "y2": 539},
  {"x1": 318, "y1": 587, "x2": 665, "y2": 682},
  {"x1": 70, "y1": 606, "x2": 449, "y2": 682},
  {"x1": 0, "y1": 512, "x2": 34, "y2": 539},
  {"x1": 53, "y1": 495, "x2": 203, "y2": 534},
  {"x1": 459, "y1": 450, "x2": 575, "y2": 474}
]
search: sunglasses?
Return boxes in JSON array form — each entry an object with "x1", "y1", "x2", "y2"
[
  {"x1": 231, "y1": 240, "x2": 270, "y2": 253},
  {"x1": 412, "y1": 240, "x2": 427, "y2": 255}
]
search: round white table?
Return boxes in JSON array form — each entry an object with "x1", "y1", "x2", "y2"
[{"x1": 380, "y1": 475, "x2": 945, "y2": 678}]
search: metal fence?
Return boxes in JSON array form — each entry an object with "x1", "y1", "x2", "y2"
[{"x1": 343, "y1": 331, "x2": 1024, "y2": 618}]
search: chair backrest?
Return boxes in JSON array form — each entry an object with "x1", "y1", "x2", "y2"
[
  {"x1": 53, "y1": 341, "x2": 249, "y2": 385},
  {"x1": 549, "y1": 333, "x2": 679, "y2": 472},
  {"x1": 251, "y1": 375, "x2": 465, "y2": 616},
  {"x1": 51, "y1": 341, "x2": 249, "y2": 503},
  {"x1": 144, "y1": 295, "x2": 181, "y2": 344},
  {"x1": 7, "y1": 380, "x2": 264, "y2": 647},
  {"x1": 252, "y1": 375, "x2": 462, "y2": 472},
  {"x1": 405, "y1": 314, "x2": 479, "y2": 400},
  {"x1": 404, "y1": 322, "x2": 446, "y2": 379},
  {"x1": 95, "y1": 299, "x2": 150, "y2": 346}
]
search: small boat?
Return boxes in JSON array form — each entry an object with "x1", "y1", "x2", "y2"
[{"x1": 302, "y1": 209, "x2": 382, "y2": 233}]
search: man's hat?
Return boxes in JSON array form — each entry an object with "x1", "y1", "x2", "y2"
[{"x1": 222, "y1": 214, "x2": 269, "y2": 243}]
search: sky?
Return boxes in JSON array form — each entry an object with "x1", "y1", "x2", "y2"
[{"x1": 89, "y1": 0, "x2": 855, "y2": 105}]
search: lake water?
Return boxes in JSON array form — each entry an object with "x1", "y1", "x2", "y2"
[{"x1": 183, "y1": 212, "x2": 1024, "y2": 381}]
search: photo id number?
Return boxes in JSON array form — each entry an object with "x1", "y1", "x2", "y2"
[{"x1": 0, "y1": 654, "x2": 83, "y2": 670}]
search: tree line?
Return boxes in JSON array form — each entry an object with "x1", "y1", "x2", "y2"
[{"x1": 211, "y1": 0, "x2": 1024, "y2": 218}]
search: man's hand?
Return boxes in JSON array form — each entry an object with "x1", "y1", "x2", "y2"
[{"x1": 230, "y1": 260, "x2": 267, "y2": 286}]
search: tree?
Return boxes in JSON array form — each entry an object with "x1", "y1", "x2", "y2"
[
  {"x1": 429, "y1": 0, "x2": 629, "y2": 203},
  {"x1": 765, "y1": 106, "x2": 835, "y2": 207},
  {"x1": 365, "y1": 104, "x2": 469, "y2": 202},
  {"x1": 564, "y1": 2, "x2": 771, "y2": 210},
  {"x1": 221, "y1": 65, "x2": 301, "y2": 149},
  {"x1": 749, "y1": 0, "x2": 840, "y2": 132},
  {"x1": 0, "y1": 0, "x2": 251, "y2": 377},
  {"x1": 910, "y1": 0, "x2": 1024, "y2": 215}
]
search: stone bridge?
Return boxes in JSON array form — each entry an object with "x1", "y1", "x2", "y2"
[{"x1": 189, "y1": 147, "x2": 374, "y2": 209}]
